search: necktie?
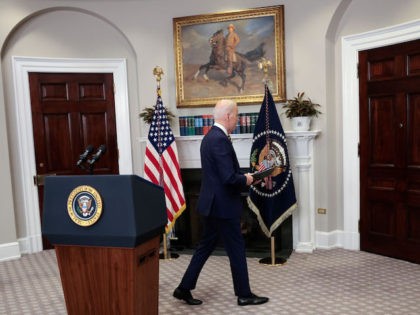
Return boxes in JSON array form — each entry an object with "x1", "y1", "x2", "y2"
[{"x1": 227, "y1": 134, "x2": 232, "y2": 142}]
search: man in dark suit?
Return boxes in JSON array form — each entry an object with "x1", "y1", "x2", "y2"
[{"x1": 173, "y1": 99, "x2": 269, "y2": 306}]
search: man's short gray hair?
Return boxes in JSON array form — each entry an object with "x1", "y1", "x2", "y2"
[{"x1": 213, "y1": 99, "x2": 236, "y2": 120}]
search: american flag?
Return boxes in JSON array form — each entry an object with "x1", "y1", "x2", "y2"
[{"x1": 144, "y1": 95, "x2": 186, "y2": 234}]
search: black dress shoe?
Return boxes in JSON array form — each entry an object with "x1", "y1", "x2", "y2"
[
  {"x1": 237, "y1": 293, "x2": 269, "y2": 306},
  {"x1": 173, "y1": 287, "x2": 203, "y2": 305}
]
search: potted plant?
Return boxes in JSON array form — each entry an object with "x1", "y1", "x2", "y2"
[
  {"x1": 283, "y1": 92, "x2": 321, "y2": 131},
  {"x1": 139, "y1": 106, "x2": 175, "y2": 125}
]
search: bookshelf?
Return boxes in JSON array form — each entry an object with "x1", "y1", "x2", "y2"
[{"x1": 179, "y1": 113, "x2": 259, "y2": 136}]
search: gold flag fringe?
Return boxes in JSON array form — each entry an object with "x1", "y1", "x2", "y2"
[{"x1": 247, "y1": 196, "x2": 297, "y2": 238}]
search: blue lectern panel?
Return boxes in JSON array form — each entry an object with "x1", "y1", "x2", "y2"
[{"x1": 42, "y1": 175, "x2": 167, "y2": 248}]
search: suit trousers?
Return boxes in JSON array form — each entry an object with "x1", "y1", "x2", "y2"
[{"x1": 179, "y1": 216, "x2": 252, "y2": 297}]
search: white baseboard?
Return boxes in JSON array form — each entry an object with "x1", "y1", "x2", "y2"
[
  {"x1": 18, "y1": 237, "x2": 30, "y2": 254},
  {"x1": 295, "y1": 242, "x2": 314, "y2": 253},
  {"x1": 14, "y1": 234, "x2": 43, "y2": 254},
  {"x1": 341, "y1": 231, "x2": 360, "y2": 250},
  {"x1": 0, "y1": 242, "x2": 21, "y2": 262},
  {"x1": 315, "y1": 230, "x2": 359, "y2": 250}
]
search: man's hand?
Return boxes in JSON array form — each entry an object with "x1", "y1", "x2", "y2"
[{"x1": 245, "y1": 173, "x2": 254, "y2": 186}]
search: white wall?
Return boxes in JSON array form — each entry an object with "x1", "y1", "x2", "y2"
[
  {"x1": 0, "y1": 69, "x2": 20, "y2": 261},
  {"x1": 0, "y1": 0, "x2": 419, "y2": 259}
]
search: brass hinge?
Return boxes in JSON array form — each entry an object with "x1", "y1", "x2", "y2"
[
  {"x1": 34, "y1": 174, "x2": 44, "y2": 186},
  {"x1": 33, "y1": 174, "x2": 56, "y2": 186}
]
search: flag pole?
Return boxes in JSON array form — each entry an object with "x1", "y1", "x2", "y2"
[
  {"x1": 163, "y1": 233, "x2": 168, "y2": 260},
  {"x1": 257, "y1": 59, "x2": 287, "y2": 266},
  {"x1": 152, "y1": 66, "x2": 179, "y2": 261},
  {"x1": 258, "y1": 236, "x2": 287, "y2": 266},
  {"x1": 161, "y1": 233, "x2": 179, "y2": 260}
]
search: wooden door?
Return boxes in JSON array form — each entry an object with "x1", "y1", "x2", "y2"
[
  {"x1": 359, "y1": 39, "x2": 420, "y2": 263},
  {"x1": 29, "y1": 72, "x2": 119, "y2": 249}
]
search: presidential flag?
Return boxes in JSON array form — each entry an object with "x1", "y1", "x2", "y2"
[
  {"x1": 247, "y1": 84, "x2": 297, "y2": 237},
  {"x1": 144, "y1": 94, "x2": 186, "y2": 234}
]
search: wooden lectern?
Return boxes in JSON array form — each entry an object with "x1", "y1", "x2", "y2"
[{"x1": 42, "y1": 175, "x2": 167, "y2": 315}]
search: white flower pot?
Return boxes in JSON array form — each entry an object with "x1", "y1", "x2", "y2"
[{"x1": 291, "y1": 116, "x2": 311, "y2": 131}]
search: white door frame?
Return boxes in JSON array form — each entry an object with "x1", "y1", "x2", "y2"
[
  {"x1": 12, "y1": 57, "x2": 133, "y2": 253},
  {"x1": 341, "y1": 20, "x2": 420, "y2": 250}
]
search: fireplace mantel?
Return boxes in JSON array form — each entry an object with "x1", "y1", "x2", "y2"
[
  {"x1": 139, "y1": 130, "x2": 320, "y2": 252},
  {"x1": 175, "y1": 134, "x2": 253, "y2": 169}
]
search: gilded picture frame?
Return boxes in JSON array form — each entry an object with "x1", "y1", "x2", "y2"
[{"x1": 173, "y1": 5, "x2": 285, "y2": 107}]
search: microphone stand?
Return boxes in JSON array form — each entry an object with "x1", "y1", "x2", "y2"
[
  {"x1": 76, "y1": 145, "x2": 106, "y2": 175},
  {"x1": 76, "y1": 145, "x2": 94, "y2": 172},
  {"x1": 88, "y1": 162, "x2": 95, "y2": 175}
]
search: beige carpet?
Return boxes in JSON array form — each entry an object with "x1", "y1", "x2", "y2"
[{"x1": 0, "y1": 248, "x2": 419, "y2": 314}]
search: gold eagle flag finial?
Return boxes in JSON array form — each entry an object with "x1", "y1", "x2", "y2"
[
  {"x1": 258, "y1": 57, "x2": 273, "y2": 92},
  {"x1": 153, "y1": 66, "x2": 164, "y2": 96}
]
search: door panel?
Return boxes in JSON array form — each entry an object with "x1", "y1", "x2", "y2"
[
  {"x1": 359, "y1": 39, "x2": 420, "y2": 263},
  {"x1": 368, "y1": 96, "x2": 398, "y2": 166},
  {"x1": 407, "y1": 93, "x2": 420, "y2": 166},
  {"x1": 43, "y1": 113, "x2": 74, "y2": 172},
  {"x1": 29, "y1": 72, "x2": 119, "y2": 249}
]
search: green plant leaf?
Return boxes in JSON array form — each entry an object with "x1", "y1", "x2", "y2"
[{"x1": 283, "y1": 92, "x2": 322, "y2": 118}]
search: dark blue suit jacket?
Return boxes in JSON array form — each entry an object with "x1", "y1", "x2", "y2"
[{"x1": 197, "y1": 126, "x2": 247, "y2": 219}]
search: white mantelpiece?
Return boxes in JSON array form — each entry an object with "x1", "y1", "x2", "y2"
[
  {"x1": 139, "y1": 131, "x2": 319, "y2": 251},
  {"x1": 286, "y1": 131, "x2": 320, "y2": 252}
]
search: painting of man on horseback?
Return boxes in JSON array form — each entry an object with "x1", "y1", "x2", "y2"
[
  {"x1": 173, "y1": 6, "x2": 286, "y2": 107},
  {"x1": 192, "y1": 27, "x2": 254, "y2": 93}
]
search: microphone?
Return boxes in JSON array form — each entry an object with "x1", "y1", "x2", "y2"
[
  {"x1": 88, "y1": 145, "x2": 107, "y2": 166},
  {"x1": 76, "y1": 145, "x2": 94, "y2": 167}
]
